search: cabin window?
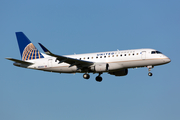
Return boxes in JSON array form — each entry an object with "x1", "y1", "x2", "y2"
[
  {"x1": 124, "y1": 54, "x2": 126, "y2": 56},
  {"x1": 104, "y1": 56, "x2": 106, "y2": 58},
  {"x1": 100, "y1": 56, "x2": 102, "y2": 58},
  {"x1": 96, "y1": 56, "x2": 98, "y2": 59},
  {"x1": 91, "y1": 57, "x2": 93, "y2": 59},
  {"x1": 112, "y1": 55, "x2": 114, "y2": 57},
  {"x1": 87, "y1": 57, "x2": 89, "y2": 59},
  {"x1": 137, "y1": 53, "x2": 139, "y2": 55}
]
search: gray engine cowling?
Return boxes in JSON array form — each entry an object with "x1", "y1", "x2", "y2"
[
  {"x1": 108, "y1": 69, "x2": 128, "y2": 76},
  {"x1": 90, "y1": 63, "x2": 108, "y2": 72},
  {"x1": 91, "y1": 63, "x2": 125, "y2": 72},
  {"x1": 108, "y1": 63, "x2": 123, "y2": 71}
]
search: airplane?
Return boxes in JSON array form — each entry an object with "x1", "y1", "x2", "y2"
[{"x1": 6, "y1": 32, "x2": 171, "y2": 82}]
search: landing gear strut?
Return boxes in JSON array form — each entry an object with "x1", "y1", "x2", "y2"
[
  {"x1": 147, "y1": 66, "x2": 153, "y2": 76},
  {"x1": 83, "y1": 73, "x2": 90, "y2": 79},
  {"x1": 83, "y1": 73, "x2": 103, "y2": 82},
  {"x1": 96, "y1": 73, "x2": 103, "y2": 82}
]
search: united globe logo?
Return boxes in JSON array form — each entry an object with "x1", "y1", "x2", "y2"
[{"x1": 22, "y1": 43, "x2": 44, "y2": 61}]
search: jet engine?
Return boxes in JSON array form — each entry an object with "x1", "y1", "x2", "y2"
[
  {"x1": 90, "y1": 63, "x2": 108, "y2": 72},
  {"x1": 90, "y1": 63, "x2": 125, "y2": 72},
  {"x1": 108, "y1": 69, "x2": 128, "y2": 76}
]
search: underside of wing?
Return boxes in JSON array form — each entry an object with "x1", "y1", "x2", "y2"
[{"x1": 38, "y1": 43, "x2": 94, "y2": 67}]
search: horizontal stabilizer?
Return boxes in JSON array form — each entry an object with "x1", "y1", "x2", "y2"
[{"x1": 6, "y1": 58, "x2": 34, "y2": 65}]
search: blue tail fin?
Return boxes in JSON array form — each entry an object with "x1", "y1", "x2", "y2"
[{"x1": 16, "y1": 32, "x2": 44, "y2": 61}]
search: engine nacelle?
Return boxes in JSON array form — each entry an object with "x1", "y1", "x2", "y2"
[
  {"x1": 108, "y1": 63, "x2": 123, "y2": 71},
  {"x1": 91, "y1": 63, "x2": 108, "y2": 72},
  {"x1": 108, "y1": 69, "x2": 128, "y2": 76}
]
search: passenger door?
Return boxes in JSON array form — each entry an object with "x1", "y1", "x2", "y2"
[
  {"x1": 48, "y1": 59, "x2": 53, "y2": 67},
  {"x1": 141, "y1": 51, "x2": 146, "y2": 60}
]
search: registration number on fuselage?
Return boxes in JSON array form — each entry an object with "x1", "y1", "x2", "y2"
[{"x1": 38, "y1": 65, "x2": 47, "y2": 68}]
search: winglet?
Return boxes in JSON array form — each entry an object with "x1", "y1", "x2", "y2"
[{"x1": 38, "y1": 43, "x2": 51, "y2": 55}]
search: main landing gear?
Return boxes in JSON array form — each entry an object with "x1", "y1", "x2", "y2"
[
  {"x1": 83, "y1": 73, "x2": 103, "y2": 82},
  {"x1": 83, "y1": 73, "x2": 90, "y2": 79},
  {"x1": 147, "y1": 66, "x2": 153, "y2": 76},
  {"x1": 96, "y1": 73, "x2": 103, "y2": 82}
]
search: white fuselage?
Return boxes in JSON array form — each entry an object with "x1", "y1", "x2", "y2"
[{"x1": 26, "y1": 48, "x2": 170, "y2": 73}]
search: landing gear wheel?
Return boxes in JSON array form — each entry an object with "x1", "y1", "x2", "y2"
[
  {"x1": 148, "y1": 72, "x2": 153, "y2": 76},
  {"x1": 83, "y1": 73, "x2": 90, "y2": 79},
  {"x1": 96, "y1": 76, "x2": 102, "y2": 82}
]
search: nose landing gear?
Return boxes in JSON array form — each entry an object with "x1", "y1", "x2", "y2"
[
  {"x1": 147, "y1": 66, "x2": 153, "y2": 76},
  {"x1": 148, "y1": 72, "x2": 153, "y2": 76}
]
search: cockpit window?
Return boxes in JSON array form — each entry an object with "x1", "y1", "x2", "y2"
[
  {"x1": 151, "y1": 51, "x2": 162, "y2": 54},
  {"x1": 151, "y1": 51, "x2": 156, "y2": 54},
  {"x1": 156, "y1": 51, "x2": 162, "y2": 54}
]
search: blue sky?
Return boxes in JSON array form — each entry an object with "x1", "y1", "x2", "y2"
[{"x1": 1, "y1": 0, "x2": 180, "y2": 120}]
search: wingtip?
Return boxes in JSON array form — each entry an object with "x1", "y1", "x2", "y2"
[
  {"x1": 5, "y1": 57, "x2": 11, "y2": 60},
  {"x1": 38, "y1": 43, "x2": 42, "y2": 46},
  {"x1": 38, "y1": 43, "x2": 51, "y2": 54},
  {"x1": 38, "y1": 43, "x2": 47, "y2": 51}
]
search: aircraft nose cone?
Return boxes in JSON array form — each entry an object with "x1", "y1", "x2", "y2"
[
  {"x1": 167, "y1": 58, "x2": 171, "y2": 63},
  {"x1": 164, "y1": 58, "x2": 171, "y2": 63}
]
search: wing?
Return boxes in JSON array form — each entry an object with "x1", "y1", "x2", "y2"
[
  {"x1": 6, "y1": 58, "x2": 34, "y2": 65},
  {"x1": 38, "y1": 43, "x2": 94, "y2": 68}
]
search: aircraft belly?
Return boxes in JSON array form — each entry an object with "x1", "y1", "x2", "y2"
[{"x1": 43, "y1": 66, "x2": 77, "y2": 73}]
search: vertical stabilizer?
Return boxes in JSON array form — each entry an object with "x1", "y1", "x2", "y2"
[{"x1": 16, "y1": 32, "x2": 44, "y2": 61}]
